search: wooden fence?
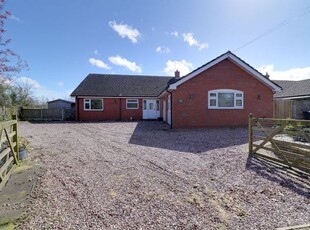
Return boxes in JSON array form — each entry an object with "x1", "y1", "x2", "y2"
[
  {"x1": 0, "y1": 115, "x2": 19, "y2": 191},
  {"x1": 273, "y1": 100, "x2": 292, "y2": 119},
  {"x1": 20, "y1": 108, "x2": 75, "y2": 121},
  {"x1": 249, "y1": 114, "x2": 310, "y2": 174}
]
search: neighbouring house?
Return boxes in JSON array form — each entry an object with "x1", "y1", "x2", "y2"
[
  {"x1": 273, "y1": 79, "x2": 310, "y2": 119},
  {"x1": 71, "y1": 51, "x2": 282, "y2": 128},
  {"x1": 47, "y1": 99, "x2": 75, "y2": 110}
]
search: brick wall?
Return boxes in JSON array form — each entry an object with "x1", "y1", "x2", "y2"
[
  {"x1": 170, "y1": 59, "x2": 274, "y2": 128},
  {"x1": 76, "y1": 98, "x2": 142, "y2": 121}
]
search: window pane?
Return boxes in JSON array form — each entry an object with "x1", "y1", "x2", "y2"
[
  {"x1": 210, "y1": 93, "x2": 216, "y2": 97},
  {"x1": 85, "y1": 102, "x2": 90, "y2": 109},
  {"x1": 127, "y1": 102, "x2": 138, "y2": 108},
  {"x1": 127, "y1": 99, "x2": 137, "y2": 103},
  {"x1": 149, "y1": 103, "x2": 153, "y2": 110},
  {"x1": 127, "y1": 103, "x2": 138, "y2": 108},
  {"x1": 91, "y1": 99, "x2": 102, "y2": 109},
  {"x1": 236, "y1": 99, "x2": 243, "y2": 107},
  {"x1": 236, "y1": 93, "x2": 242, "y2": 97},
  {"x1": 156, "y1": 101, "x2": 159, "y2": 111},
  {"x1": 143, "y1": 100, "x2": 146, "y2": 110},
  {"x1": 218, "y1": 93, "x2": 234, "y2": 107},
  {"x1": 210, "y1": 99, "x2": 216, "y2": 106}
]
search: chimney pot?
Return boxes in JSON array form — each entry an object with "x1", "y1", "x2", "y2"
[
  {"x1": 175, "y1": 70, "x2": 180, "y2": 79},
  {"x1": 265, "y1": 72, "x2": 270, "y2": 79}
]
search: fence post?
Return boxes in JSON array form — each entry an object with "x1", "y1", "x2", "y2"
[
  {"x1": 248, "y1": 113, "x2": 253, "y2": 154},
  {"x1": 12, "y1": 115, "x2": 19, "y2": 163},
  {"x1": 62, "y1": 109, "x2": 64, "y2": 121}
]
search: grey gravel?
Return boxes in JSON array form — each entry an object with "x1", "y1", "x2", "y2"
[{"x1": 18, "y1": 121, "x2": 310, "y2": 229}]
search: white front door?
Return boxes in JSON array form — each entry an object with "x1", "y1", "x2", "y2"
[
  {"x1": 167, "y1": 95, "x2": 171, "y2": 125},
  {"x1": 143, "y1": 99, "x2": 160, "y2": 119}
]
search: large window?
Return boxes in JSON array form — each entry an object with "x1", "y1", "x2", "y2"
[
  {"x1": 84, "y1": 99, "x2": 103, "y2": 111},
  {"x1": 208, "y1": 89, "x2": 243, "y2": 109},
  {"x1": 126, "y1": 99, "x2": 139, "y2": 109}
]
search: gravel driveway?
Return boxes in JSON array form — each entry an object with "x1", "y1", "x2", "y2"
[{"x1": 18, "y1": 121, "x2": 309, "y2": 229}]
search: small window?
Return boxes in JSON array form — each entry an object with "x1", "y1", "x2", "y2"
[
  {"x1": 156, "y1": 100, "x2": 160, "y2": 111},
  {"x1": 208, "y1": 89, "x2": 244, "y2": 109},
  {"x1": 84, "y1": 99, "x2": 103, "y2": 111},
  {"x1": 126, "y1": 99, "x2": 139, "y2": 109}
]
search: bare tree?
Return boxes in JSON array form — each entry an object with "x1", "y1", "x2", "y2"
[{"x1": 0, "y1": 0, "x2": 28, "y2": 78}]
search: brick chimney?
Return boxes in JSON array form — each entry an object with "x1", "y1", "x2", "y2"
[
  {"x1": 175, "y1": 70, "x2": 180, "y2": 79},
  {"x1": 265, "y1": 72, "x2": 270, "y2": 79}
]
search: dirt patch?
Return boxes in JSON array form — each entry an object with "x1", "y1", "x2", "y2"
[{"x1": 17, "y1": 121, "x2": 310, "y2": 229}]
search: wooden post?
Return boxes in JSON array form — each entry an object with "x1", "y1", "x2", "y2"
[
  {"x1": 12, "y1": 115, "x2": 19, "y2": 164},
  {"x1": 62, "y1": 109, "x2": 64, "y2": 121},
  {"x1": 248, "y1": 113, "x2": 253, "y2": 154}
]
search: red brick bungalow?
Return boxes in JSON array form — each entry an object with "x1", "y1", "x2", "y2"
[{"x1": 71, "y1": 51, "x2": 282, "y2": 128}]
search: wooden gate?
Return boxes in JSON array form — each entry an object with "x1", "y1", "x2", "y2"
[
  {"x1": 0, "y1": 115, "x2": 19, "y2": 191},
  {"x1": 249, "y1": 114, "x2": 310, "y2": 174}
]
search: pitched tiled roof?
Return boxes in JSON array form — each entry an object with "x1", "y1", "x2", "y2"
[
  {"x1": 71, "y1": 74, "x2": 175, "y2": 97},
  {"x1": 47, "y1": 99, "x2": 75, "y2": 104},
  {"x1": 274, "y1": 79, "x2": 310, "y2": 98}
]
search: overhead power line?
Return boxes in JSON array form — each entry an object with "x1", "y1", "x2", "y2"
[{"x1": 233, "y1": 6, "x2": 310, "y2": 52}]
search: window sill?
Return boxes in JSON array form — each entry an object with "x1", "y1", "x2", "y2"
[
  {"x1": 208, "y1": 107, "x2": 244, "y2": 110},
  {"x1": 84, "y1": 109, "x2": 104, "y2": 111}
]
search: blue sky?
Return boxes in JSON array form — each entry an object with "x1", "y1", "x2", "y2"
[{"x1": 5, "y1": 0, "x2": 310, "y2": 100}]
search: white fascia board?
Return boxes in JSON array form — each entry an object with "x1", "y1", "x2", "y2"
[
  {"x1": 275, "y1": 95, "x2": 310, "y2": 100},
  {"x1": 77, "y1": 96, "x2": 157, "y2": 99},
  {"x1": 227, "y1": 54, "x2": 282, "y2": 92},
  {"x1": 157, "y1": 90, "x2": 171, "y2": 98},
  {"x1": 168, "y1": 53, "x2": 282, "y2": 92}
]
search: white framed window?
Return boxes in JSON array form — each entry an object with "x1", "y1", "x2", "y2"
[
  {"x1": 84, "y1": 98, "x2": 103, "y2": 111},
  {"x1": 126, "y1": 99, "x2": 139, "y2": 109},
  {"x1": 208, "y1": 89, "x2": 244, "y2": 109}
]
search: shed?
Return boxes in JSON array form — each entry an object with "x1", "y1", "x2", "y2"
[{"x1": 47, "y1": 99, "x2": 75, "y2": 110}]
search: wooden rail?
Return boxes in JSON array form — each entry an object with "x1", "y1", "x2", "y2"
[
  {"x1": 0, "y1": 115, "x2": 19, "y2": 191},
  {"x1": 249, "y1": 113, "x2": 310, "y2": 174}
]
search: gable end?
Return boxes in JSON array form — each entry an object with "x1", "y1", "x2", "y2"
[{"x1": 169, "y1": 51, "x2": 282, "y2": 92}]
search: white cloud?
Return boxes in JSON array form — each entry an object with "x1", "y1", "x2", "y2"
[
  {"x1": 257, "y1": 65, "x2": 310, "y2": 81},
  {"x1": 156, "y1": 46, "x2": 170, "y2": 54},
  {"x1": 164, "y1": 60, "x2": 193, "y2": 76},
  {"x1": 57, "y1": 82, "x2": 64, "y2": 87},
  {"x1": 182, "y1": 33, "x2": 208, "y2": 50},
  {"x1": 14, "y1": 76, "x2": 41, "y2": 89},
  {"x1": 89, "y1": 58, "x2": 111, "y2": 70},
  {"x1": 94, "y1": 50, "x2": 98, "y2": 55},
  {"x1": 171, "y1": 31, "x2": 179, "y2": 37},
  {"x1": 9, "y1": 14, "x2": 22, "y2": 23},
  {"x1": 108, "y1": 55, "x2": 142, "y2": 73},
  {"x1": 108, "y1": 21, "x2": 141, "y2": 43}
]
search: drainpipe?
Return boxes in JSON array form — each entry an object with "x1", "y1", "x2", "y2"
[{"x1": 167, "y1": 89, "x2": 173, "y2": 129}]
